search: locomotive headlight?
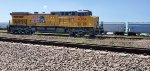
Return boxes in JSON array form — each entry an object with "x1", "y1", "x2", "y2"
[{"x1": 89, "y1": 23, "x2": 92, "y2": 25}]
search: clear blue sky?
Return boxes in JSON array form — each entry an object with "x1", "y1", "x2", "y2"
[{"x1": 0, "y1": 0, "x2": 150, "y2": 22}]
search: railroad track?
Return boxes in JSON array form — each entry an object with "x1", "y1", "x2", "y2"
[
  {"x1": 98, "y1": 36, "x2": 150, "y2": 40},
  {"x1": 0, "y1": 36, "x2": 150, "y2": 55},
  {"x1": 35, "y1": 33, "x2": 150, "y2": 40},
  {"x1": 1, "y1": 32, "x2": 150, "y2": 40}
]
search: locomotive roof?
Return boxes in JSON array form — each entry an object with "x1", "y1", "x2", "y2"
[
  {"x1": 10, "y1": 10, "x2": 92, "y2": 15},
  {"x1": 51, "y1": 10, "x2": 91, "y2": 12},
  {"x1": 10, "y1": 12, "x2": 31, "y2": 15}
]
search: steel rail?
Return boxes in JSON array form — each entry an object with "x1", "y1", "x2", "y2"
[{"x1": 0, "y1": 37, "x2": 150, "y2": 55}]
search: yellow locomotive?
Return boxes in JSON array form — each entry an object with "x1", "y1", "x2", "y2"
[{"x1": 8, "y1": 10, "x2": 102, "y2": 36}]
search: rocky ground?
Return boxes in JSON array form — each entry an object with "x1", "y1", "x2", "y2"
[{"x1": 0, "y1": 41, "x2": 150, "y2": 71}]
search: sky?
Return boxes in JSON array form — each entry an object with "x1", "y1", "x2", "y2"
[{"x1": 0, "y1": 0, "x2": 150, "y2": 22}]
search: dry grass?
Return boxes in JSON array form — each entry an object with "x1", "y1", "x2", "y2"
[
  {"x1": 0, "y1": 30, "x2": 7, "y2": 33},
  {"x1": 0, "y1": 33, "x2": 150, "y2": 48},
  {"x1": 25, "y1": 35, "x2": 150, "y2": 48}
]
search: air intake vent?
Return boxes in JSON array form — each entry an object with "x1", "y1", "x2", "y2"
[{"x1": 34, "y1": 12, "x2": 38, "y2": 14}]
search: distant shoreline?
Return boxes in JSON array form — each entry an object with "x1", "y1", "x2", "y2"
[{"x1": 0, "y1": 22, "x2": 9, "y2": 28}]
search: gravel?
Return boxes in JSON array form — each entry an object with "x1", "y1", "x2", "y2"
[{"x1": 0, "y1": 41, "x2": 150, "y2": 71}]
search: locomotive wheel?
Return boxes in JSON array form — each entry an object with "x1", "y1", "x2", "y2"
[{"x1": 70, "y1": 33, "x2": 75, "y2": 36}]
